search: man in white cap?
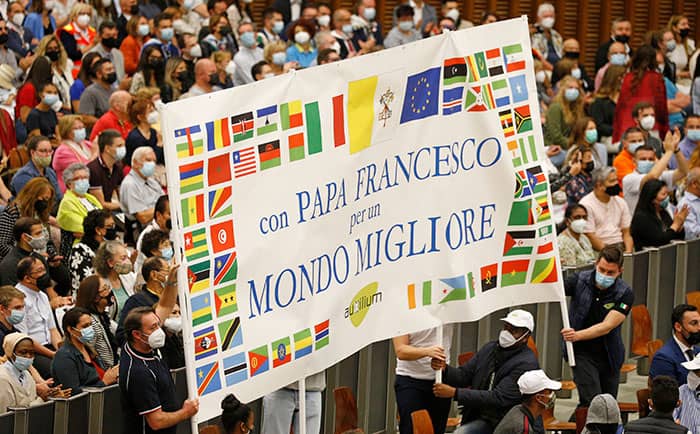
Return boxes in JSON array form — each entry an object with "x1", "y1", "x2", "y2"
[
  {"x1": 674, "y1": 358, "x2": 700, "y2": 431},
  {"x1": 494, "y1": 370, "x2": 561, "y2": 434},
  {"x1": 431, "y1": 309, "x2": 539, "y2": 433}
]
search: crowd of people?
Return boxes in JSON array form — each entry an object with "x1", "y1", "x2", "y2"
[{"x1": 0, "y1": 0, "x2": 698, "y2": 433}]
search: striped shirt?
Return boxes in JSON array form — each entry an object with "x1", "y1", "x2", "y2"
[{"x1": 675, "y1": 384, "x2": 700, "y2": 433}]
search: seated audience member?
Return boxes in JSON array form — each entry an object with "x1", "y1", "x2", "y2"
[
  {"x1": 631, "y1": 102, "x2": 664, "y2": 157},
  {"x1": 70, "y1": 52, "x2": 103, "y2": 114},
  {"x1": 13, "y1": 256, "x2": 62, "y2": 379},
  {"x1": 57, "y1": 163, "x2": 103, "y2": 240},
  {"x1": 630, "y1": 179, "x2": 687, "y2": 250},
  {"x1": 431, "y1": 310, "x2": 539, "y2": 432},
  {"x1": 251, "y1": 60, "x2": 273, "y2": 81},
  {"x1": 94, "y1": 240, "x2": 136, "y2": 319},
  {"x1": 544, "y1": 76, "x2": 585, "y2": 168},
  {"x1": 580, "y1": 394, "x2": 623, "y2": 434},
  {"x1": 579, "y1": 167, "x2": 634, "y2": 252},
  {"x1": 558, "y1": 204, "x2": 597, "y2": 266},
  {"x1": 561, "y1": 146, "x2": 596, "y2": 206},
  {"x1": 69, "y1": 209, "x2": 115, "y2": 290},
  {"x1": 593, "y1": 41, "x2": 628, "y2": 91},
  {"x1": 25, "y1": 82, "x2": 59, "y2": 139},
  {"x1": 392, "y1": 324, "x2": 454, "y2": 434},
  {"x1": 0, "y1": 286, "x2": 25, "y2": 356},
  {"x1": 234, "y1": 22, "x2": 265, "y2": 84},
  {"x1": 590, "y1": 65, "x2": 626, "y2": 144},
  {"x1": 87, "y1": 129, "x2": 126, "y2": 212},
  {"x1": 625, "y1": 376, "x2": 689, "y2": 433},
  {"x1": 317, "y1": 48, "x2": 340, "y2": 65},
  {"x1": 78, "y1": 58, "x2": 117, "y2": 122},
  {"x1": 285, "y1": 19, "x2": 317, "y2": 69},
  {"x1": 680, "y1": 168, "x2": 700, "y2": 240},
  {"x1": 676, "y1": 357, "x2": 700, "y2": 429},
  {"x1": 135, "y1": 195, "x2": 171, "y2": 279},
  {"x1": 120, "y1": 146, "x2": 164, "y2": 227},
  {"x1": 623, "y1": 133, "x2": 687, "y2": 212},
  {"x1": 74, "y1": 275, "x2": 118, "y2": 369},
  {"x1": 135, "y1": 229, "x2": 172, "y2": 285},
  {"x1": 568, "y1": 117, "x2": 608, "y2": 169},
  {"x1": 221, "y1": 394, "x2": 255, "y2": 434},
  {"x1": 161, "y1": 302, "x2": 184, "y2": 369},
  {"x1": 670, "y1": 115, "x2": 700, "y2": 169},
  {"x1": 613, "y1": 127, "x2": 647, "y2": 185},
  {"x1": 126, "y1": 98, "x2": 162, "y2": 166},
  {"x1": 53, "y1": 115, "x2": 95, "y2": 193},
  {"x1": 180, "y1": 58, "x2": 220, "y2": 99},
  {"x1": 11, "y1": 135, "x2": 63, "y2": 202},
  {"x1": 650, "y1": 304, "x2": 700, "y2": 385},
  {"x1": 493, "y1": 370, "x2": 559, "y2": 434},
  {"x1": 0, "y1": 333, "x2": 44, "y2": 412},
  {"x1": 90, "y1": 90, "x2": 133, "y2": 141},
  {"x1": 51, "y1": 307, "x2": 118, "y2": 394},
  {"x1": 384, "y1": 5, "x2": 420, "y2": 49}
]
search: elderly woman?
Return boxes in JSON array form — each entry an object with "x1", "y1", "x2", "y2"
[
  {"x1": 69, "y1": 209, "x2": 115, "y2": 290},
  {"x1": 53, "y1": 115, "x2": 96, "y2": 193},
  {"x1": 264, "y1": 41, "x2": 292, "y2": 76},
  {"x1": 57, "y1": 163, "x2": 102, "y2": 240},
  {"x1": 93, "y1": 240, "x2": 136, "y2": 319},
  {"x1": 0, "y1": 333, "x2": 44, "y2": 412},
  {"x1": 74, "y1": 276, "x2": 118, "y2": 368}
]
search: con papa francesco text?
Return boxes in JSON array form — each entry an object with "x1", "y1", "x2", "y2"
[
  {"x1": 257, "y1": 136, "x2": 503, "y2": 236},
  {"x1": 248, "y1": 203, "x2": 496, "y2": 319}
]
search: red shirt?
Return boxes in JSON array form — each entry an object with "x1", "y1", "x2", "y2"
[
  {"x1": 15, "y1": 82, "x2": 37, "y2": 120},
  {"x1": 90, "y1": 110, "x2": 133, "y2": 141},
  {"x1": 613, "y1": 70, "x2": 668, "y2": 143}
]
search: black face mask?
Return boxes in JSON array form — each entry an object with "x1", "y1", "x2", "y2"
[
  {"x1": 102, "y1": 37, "x2": 119, "y2": 49},
  {"x1": 45, "y1": 50, "x2": 60, "y2": 62},
  {"x1": 680, "y1": 28, "x2": 691, "y2": 38},
  {"x1": 176, "y1": 70, "x2": 189, "y2": 82},
  {"x1": 683, "y1": 326, "x2": 700, "y2": 345},
  {"x1": 165, "y1": 218, "x2": 172, "y2": 230},
  {"x1": 583, "y1": 161, "x2": 595, "y2": 172},
  {"x1": 36, "y1": 272, "x2": 52, "y2": 290},
  {"x1": 219, "y1": 25, "x2": 232, "y2": 36},
  {"x1": 104, "y1": 227, "x2": 118, "y2": 241},
  {"x1": 129, "y1": 4, "x2": 139, "y2": 14},
  {"x1": 564, "y1": 51, "x2": 580, "y2": 59},
  {"x1": 614, "y1": 34, "x2": 629, "y2": 44},
  {"x1": 208, "y1": 72, "x2": 218, "y2": 86},
  {"x1": 605, "y1": 184, "x2": 621, "y2": 196},
  {"x1": 103, "y1": 72, "x2": 118, "y2": 84},
  {"x1": 34, "y1": 199, "x2": 49, "y2": 213},
  {"x1": 0, "y1": 34, "x2": 8, "y2": 45},
  {"x1": 148, "y1": 57, "x2": 164, "y2": 69}
]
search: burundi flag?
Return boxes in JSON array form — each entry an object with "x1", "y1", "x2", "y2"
[
  {"x1": 187, "y1": 260, "x2": 209, "y2": 294},
  {"x1": 205, "y1": 117, "x2": 231, "y2": 151},
  {"x1": 480, "y1": 263, "x2": 498, "y2": 291},
  {"x1": 501, "y1": 259, "x2": 529, "y2": 287},
  {"x1": 514, "y1": 105, "x2": 533, "y2": 134},
  {"x1": 503, "y1": 43, "x2": 526, "y2": 72},
  {"x1": 514, "y1": 170, "x2": 534, "y2": 199},
  {"x1": 213, "y1": 251, "x2": 237, "y2": 285},
  {"x1": 293, "y1": 328, "x2": 313, "y2": 359},
  {"x1": 464, "y1": 84, "x2": 495, "y2": 112},
  {"x1": 332, "y1": 94, "x2": 346, "y2": 147},
  {"x1": 231, "y1": 112, "x2": 254, "y2": 143},
  {"x1": 509, "y1": 75, "x2": 528, "y2": 104},
  {"x1": 407, "y1": 280, "x2": 432, "y2": 309},
  {"x1": 314, "y1": 320, "x2": 329, "y2": 350},
  {"x1": 280, "y1": 100, "x2": 303, "y2": 130},
  {"x1": 208, "y1": 187, "x2": 232, "y2": 219},
  {"x1": 508, "y1": 199, "x2": 535, "y2": 226},
  {"x1": 258, "y1": 140, "x2": 281, "y2": 170},
  {"x1": 400, "y1": 67, "x2": 440, "y2": 124},
  {"x1": 196, "y1": 361, "x2": 222, "y2": 396},
  {"x1": 491, "y1": 79, "x2": 510, "y2": 108},
  {"x1": 486, "y1": 48, "x2": 504, "y2": 76},
  {"x1": 305, "y1": 101, "x2": 322, "y2": 155},
  {"x1": 466, "y1": 52, "x2": 487, "y2": 82},
  {"x1": 438, "y1": 275, "x2": 467, "y2": 304},
  {"x1": 503, "y1": 230, "x2": 536, "y2": 256},
  {"x1": 184, "y1": 228, "x2": 208, "y2": 261},
  {"x1": 527, "y1": 166, "x2": 547, "y2": 194},
  {"x1": 174, "y1": 125, "x2": 203, "y2": 158},
  {"x1": 255, "y1": 105, "x2": 278, "y2": 135},
  {"x1": 531, "y1": 257, "x2": 558, "y2": 283},
  {"x1": 500, "y1": 109, "x2": 515, "y2": 137},
  {"x1": 180, "y1": 194, "x2": 204, "y2": 227},
  {"x1": 191, "y1": 292, "x2": 213, "y2": 327},
  {"x1": 179, "y1": 161, "x2": 204, "y2": 194},
  {"x1": 207, "y1": 153, "x2": 232, "y2": 187},
  {"x1": 214, "y1": 284, "x2": 237, "y2": 317},
  {"x1": 194, "y1": 325, "x2": 218, "y2": 360},
  {"x1": 210, "y1": 220, "x2": 235, "y2": 253},
  {"x1": 271, "y1": 336, "x2": 291, "y2": 368},
  {"x1": 218, "y1": 316, "x2": 243, "y2": 351},
  {"x1": 348, "y1": 77, "x2": 377, "y2": 154},
  {"x1": 248, "y1": 345, "x2": 269, "y2": 377},
  {"x1": 535, "y1": 194, "x2": 551, "y2": 222},
  {"x1": 223, "y1": 352, "x2": 248, "y2": 386}
]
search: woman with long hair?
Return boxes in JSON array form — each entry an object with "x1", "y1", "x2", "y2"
[
  {"x1": 57, "y1": 3, "x2": 97, "y2": 79},
  {"x1": 202, "y1": 14, "x2": 238, "y2": 56},
  {"x1": 630, "y1": 179, "x2": 687, "y2": 250},
  {"x1": 589, "y1": 65, "x2": 626, "y2": 144},
  {"x1": 667, "y1": 15, "x2": 695, "y2": 82},
  {"x1": 69, "y1": 52, "x2": 102, "y2": 113},
  {"x1": 120, "y1": 15, "x2": 150, "y2": 76},
  {"x1": 74, "y1": 275, "x2": 118, "y2": 368},
  {"x1": 24, "y1": 0, "x2": 57, "y2": 41},
  {"x1": 35, "y1": 34, "x2": 74, "y2": 111},
  {"x1": 544, "y1": 75, "x2": 585, "y2": 167},
  {"x1": 613, "y1": 45, "x2": 669, "y2": 142},
  {"x1": 93, "y1": 240, "x2": 135, "y2": 317},
  {"x1": 560, "y1": 145, "x2": 596, "y2": 206},
  {"x1": 568, "y1": 116, "x2": 607, "y2": 168},
  {"x1": 69, "y1": 209, "x2": 115, "y2": 290},
  {"x1": 15, "y1": 56, "x2": 53, "y2": 133},
  {"x1": 129, "y1": 45, "x2": 166, "y2": 94},
  {"x1": 126, "y1": 98, "x2": 162, "y2": 166},
  {"x1": 162, "y1": 57, "x2": 189, "y2": 102}
]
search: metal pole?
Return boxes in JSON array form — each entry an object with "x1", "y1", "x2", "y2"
[{"x1": 298, "y1": 378, "x2": 307, "y2": 434}]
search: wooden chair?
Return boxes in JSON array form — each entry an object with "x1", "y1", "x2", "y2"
[
  {"x1": 457, "y1": 352, "x2": 474, "y2": 366},
  {"x1": 687, "y1": 291, "x2": 700, "y2": 311},
  {"x1": 647, "y1": 339, "x2": 663, "y2": 360},
  {"x1": 410, "y1": 409, "x2": 434, "y2": 434},
  {"x1": 542, "y1": 402, "x2": 576, "y2": 431},
  {"x1": 637, "y1": 388, "x2": 651, "y2": 418},
  {"x1": 199, "y1": 426, "x2": 221, "y2": 434},
  {"x1": 334, "y1": 387, "x2": 363, "y2": 434},
  {"x1": 618, "y1": 402, "x2": 639, "y2": 424},
  {"x1": 527, "y1": 335, "x2": 539, "y2": 359},
  {"x1": 631, "y1": 305, "x2": 653, "y2": 357},
  {"x1": 575, "y1": 407, "x2": 588, "y2": 434}
]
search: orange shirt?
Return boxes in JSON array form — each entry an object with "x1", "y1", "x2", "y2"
[
  {"x1": 120, "y1": 35, "x2": 145, "y2": 76},
  {"x1": 613, "y1": 149, "x2": 635, "y2": 186}
]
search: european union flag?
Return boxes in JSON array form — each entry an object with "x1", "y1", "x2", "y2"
[
  {"x1": 508, "y1": 75, "x2": 528, "y2": 103},
  {"x1": 400, "y1": 67, "x2": 441, "y2": 124}
]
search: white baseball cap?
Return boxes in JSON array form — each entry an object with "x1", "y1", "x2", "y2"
[
  {"x1": 682, "y1": 358, "x2": 700, "y2": 371},
  {"x1": 517, "y1": 369, "x2": 562, "y2": 394},
  {"x1": 500, "y1": 309, "x2": 535, "y2": 332}
]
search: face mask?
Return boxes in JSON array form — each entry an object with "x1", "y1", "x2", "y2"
[
  {"x1": 114, "y1": 261, "x2": 133, "y2": 275},
  {"x1": 73, "y1": 178, "x2": 90, "y2": 195},
  {"x1": 141, "y1": 161, "x2": 156, "y2": 177},
  {"x1": 160, "y1": 27, "x2": 174, "y2": 41},
  {"x1": 665, "y1": 40, "x2": 677, "y2": 52},
  {"x1": 129, "y1": 4, "x2": 139, "y2": 14},
  {"x1": 583, "y1": 161, "x2": 595, "y2": 173},
  {"x1": 45, "y1": 50, "x2": 60, "y2": 62},
  {"x1": 294, "y1": 31, "x2": 310, "y2": 45},
  {"x1": 138, "y1": 24, "x2": 150, "y2": 36},
  {"x1": 33, "y1": 155, "x2": 52, "y2": 168},
  {"x1": 535, "y1": 70, "x2": 546, "y2": 83},
  {"x1": 628, "y1": 140, "x2": 644, "y2": 154},
  {"x1": 263, "y1": 73, "x2": 275, "y2": 79},
  {"x1": 585, "y1": 129, "x2": 598, "y2": 144},
  {"x1": 660, "y1": 196, "x2": 670, "y2": 209},
  {"x1": 208, "y1": 72, "x2": 218, "y2": 86},
  {"x1": 36, "y1": 272, "x2": 51, "y2": 289},
  {"x1": 42, "y1": 94, "x2": 59, "y2": 106},
  {"x1": 45, "y1": 0, "x2": 55, "y2": 10},
  {"x1": 640, "y1": 115, "x2": 655, "y2": 131},
  {"x1": 102, "y1": 0, "x2": 112, "y2": 7},
  {"x1": 342, "y1": 24, "x2": 354, "y2": 34},
  {"x1": 51, "y1": 100, "x2": 63, "y2": 112},
  {"x1": 73, "y1": 127, "x2": 86, "y2": 142},
  {"x1": 565, "y1": 51, "x2": 580, "y2": 60},
  {"x1": 687, "y1": 129, "x2": 700, "y2": 141},
  {"x1": 688, "y1": 372, "x2": 700, "y2": 390},
  {"x1": 446, "y1": 8, "x2": 460, "y2": 22},
  {"x1": 145, "y1": 327, "x2": 166, "y2": 349},
  {"x1": 363, "y1": 7, "x2": 376, "y2": 21},
  {"x1": 604, "y1": 184, "x2": 621, "y2": 196},
  {"x1": 166, "y1": 219, "x2": 172, "y2": 230},
  {"x1": 114, "y1": 146, "x2": 126, "y2": 160},
  {"x1": 680, "y1": 28, "x2": 690, "y2": 38},
  {"x1": 595, "y1": 270, "x2": 616, "y2": 289},
  {"x1": 34, "y1": 199, "x2": 49, "y2": 213},
  {"x1": 498, "y1": 329, "x2": 527, "y2": 348},
  {"x1": 330, "y1": 42, "x2": 341, "y2": 54},
  {"x1": 571, "y1": 68, "x2": 582, "y2": 79},
  {"x1": 76, "y1": 14, "x2": 90, "y2": 27},
  {"x1": 609, "y1": 53, "x2": 627, "y2": 66},
  {"x1": 0, "y1": 34, "x2": 8, "y2": 45},
  {"x1": 536, "y1": 391, "x2": 556, "y2": 409},
  {"x1": 176, "y1": 70, "x2": 190, "y2": 83},
  {"x1": 163, "y1": 316, "x2": 182, "y2": 333},
  {"x1": 398, "y1": 21, "x2": 413, "y2": 32},
  {"x1": 570, "y1": 218, "x2": 587, "y2": 234},
  {"x1": 27, "y1": 234, "x2": 48, "y2": 251},
  {"x1": 77, "y1": 325, "x2": 96, "y2": 344},
  {"x1": 7, "y1": 309, "x2": 24, "y2": 325},
  {"x1": 148, "y1": 57, "x2": 164, "y2": 69},
  {"x1": 102, "y1": 37, "x2": 119, "y2": 49},
  {"x1": 636, "y1": 160, "x2": 654, "y2": 174},
  {"x1": 540, "y1": 17, "x2": 555, "y2": 29},
  {"x1": 160, "y1": 246, "x2": 174, "y2": 260},
  {"x1": 218, "y1": 25, "x2": 232, "y2": 37},
  {"x1": 12, "y1": 355, "x2": 33, "y2": 372},
  {"x1": 272, "y1": 20, "x2": 284, "y2": 34},
  {"x1": 104, "y1": 226, "x2": 118, "y2": 240},
  {"x1": 317, "y1": 15, "x2": 330, "y2": 27},
  {"x1": 564, "y1": 88, "x2": 579, "y2": 102},
  {"x1": 189, "y1": 44, "x2": 202, "y2": 58},
  {"x1": 614, "y1": 34, "x2": 629, "y2": 44},
  {"x1": 12, "y1": 13, "x2": 25, "y2": 27},
  {"x1": 146, "y1": 111, "x2": 159, "y2": 125},
  {"x1": 272, "y1": 51, "x2": 286, "y2": 66},
  {"x1": 684, "y1": 327, "x2": 700, "y2": 346},
  {"x1": 104, "y1": 72, "x2": 117, "y2": 84},
  {"x1": 240, "y1": 31, "x2": 256, "y2": 48},
  {"x1": 225, "y1": 60, "x2": 236, "y2": 76},
  {"x1": 183, "y1": 0, "x2": 194, "y2": 9}
]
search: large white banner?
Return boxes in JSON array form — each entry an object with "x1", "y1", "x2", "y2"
[{"x1": 162, "y1": 17, "x2": 566, "y2": 424}]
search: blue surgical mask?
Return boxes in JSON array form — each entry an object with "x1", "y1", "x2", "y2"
[
  {"x1": 115, "y1": 146, "x2": 126, "y2": 160},
  {"x1": 363, "y1": 7, "x2": 376, "y2": 21},
  {"x1": 73, "y1": 127, "x2": 86, "y2": 142},
  {"x1": 42, "y1": 94, "x2": 59, "y2": 106},
  {"x1": 78, "y1": 325, "x2": 96, "y2": 344},
  {"x1": 564, "y1": 88, "x2": 580, "y2": 102},
  {"x1": 627, "y1": 141, "x2": 645, "y2": 154},
  {"x1": 398, "y1": 21, "x2": 413, "y2": 32},
  {"x1": 138, "y1": 24, "x2": 150, "y2": 36},
  {"x1": 141, "y1": 161, "x2": 156, "y2": 177},
  {"x1": 636, "y1": 160, "x2": 654, "y2": 174},
  {"x1": 585, "y1": 129, "x2": 598, "y2": 144},
  {"x1": 610, "y1": 53, "x2": 627, "y2": 66},
  {"x1": 660, "y1": 196, "x2": 670, "y2": 208},
  {"x1": 73, "y1": 178, "x2": 90, "y2": 195},
  {"x1": 160, "y1": 27, "x2": 174, "y2": 41},
  {"x1": 160, "y1": 246, "x2": 174, "y2": 260},
  {"x1": 240, "y1": 31, "x2": 256, "y2": 48},
  {"x1": 342, "y1": 24, "x2": 354, "y2": 34},
  {"x1": 666, "y1": 40, "x2": 677, "y2": 52},
  {"x1": 571, "y1": 68, "x2": 582, "y2": 79},
  {"x1": 12, "y1": 355, "x2": 33, "y2": 372},
  {"x1": 687, "y1": 129, "x2": 700, "y2": 141},
  {"x1": 595, "y1": 270, "x2": 616, "y2": 289},
  {"x1": 8, "y1": 309, "x2": 24, "y2": 325},
  {"x1": 272, "y1": 51, "x2": 286, "y2": 66},
  {"x1": 272, "y1": 21, "x2": 284, "y2": 34}
]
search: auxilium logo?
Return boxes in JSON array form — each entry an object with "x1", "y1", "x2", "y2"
[{"x1": 345, "y1": 282, "x2": 383, "y2": 327}]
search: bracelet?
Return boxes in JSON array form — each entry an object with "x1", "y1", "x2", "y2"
[
  {"x1": 674, "y1": 148, "x2": 681, "y2": 154},
  {"x1": 166, "y1": 281, "x2": 177, "y2": 286}
]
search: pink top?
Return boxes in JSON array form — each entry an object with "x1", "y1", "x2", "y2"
[{"x1": 52, "y1": 140, "x2": 94, "y2": 192}]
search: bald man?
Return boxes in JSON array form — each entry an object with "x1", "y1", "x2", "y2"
[
  {"x1": 557, "y1": 38, "x2": 593, "y2": 92},
  {"x1": 180, "y1": 59, "x2": 220, "y2": 99},
  {"x1": 90, "y1": 90, "x2": 134, "y2": 141},
  {"x1": 594, "y1": 41, "x2": 627, "y2": 91}
]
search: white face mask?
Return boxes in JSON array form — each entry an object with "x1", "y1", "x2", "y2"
[
  {"x1": 688, "y1": 371, "x2": 700, "y2": 391},
  {"x1": 145, "y1": 327, "x2": 166, "y2": 349},
  {"x1": 225, "y1": 60, "x2": 236, "y2": 76},
  {"x1": 535, "y1": 70, "x2": 546, "y2": 83},
  {"x1": 540, "y1": 17, "x2": 555, "y2": 29},
  {"x1": 446, "y1": 8, "x2": 460, "y2": 22},
  {"x1": 640, "y1": 115, "x2": 655, "y2": 131},
  {"x1": 499, "y1": 330, "x2": 527, "y2": 348},
  {"x1": 163, "y1": 317, "x2": 182, "y2": 333},
  {"x1": 101, "y1": 0, "x2": 112, "y2": 7},
  {"x1": 76, "y1": 14, "x2": 91, "y2": 27},
  {"x1": 189, "y1": 44, "x2": 202, "y2": 58},
  {"x1": 12, "y1": 13, "x2": 25, "y2": 27},
  {"x1": 570, "y1": 219, "x2": 587, "y2": 234},
  {"x1": 146, "y1": 111, "x2": 159, "y2": 125},
  {"x1": 330, "y1": 41, "x2": 341, "y2": 54}
]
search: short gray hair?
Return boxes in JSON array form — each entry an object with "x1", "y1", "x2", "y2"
[
  {"x1": 537, "y1": 2, "x2": 554, "y2": 17},
  {"x1": 93, "y1": 240, "x2": 126, "y2": 276},
  {"x1": 592, "y1": 167, "x2": 616, "y2": 186},
  {"x1": 131, "y1": 146, "x2": 154, "y2": 166},
  {"x1": 687, "y1": 167, "x2": 700, "y2": 184},
  {"x1": 63, "y1": 162, "x2": 89, "y2": 187},
  {"x1": 315, "y1": 30, "x2": 332, "y2": 46}
]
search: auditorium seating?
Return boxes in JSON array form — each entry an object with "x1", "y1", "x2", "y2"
[
  {"x1": 334, "y1": 387, "x2": 362, "y2": 434},
  {"x1": 410, "y1": 409, "x2": 434, "y2": 434}
]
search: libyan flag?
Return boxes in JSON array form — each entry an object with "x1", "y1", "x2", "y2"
[{"x1": 501, "y1": 259, "x2": 529, "y2": 287}]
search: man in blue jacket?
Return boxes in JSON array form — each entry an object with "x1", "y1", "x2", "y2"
[
  {"x1": 649, "y1": 304, "x2": 700, "y2": 385},
  {"x1": 561, "y1": 245, "x2": 634, "y2": 408}
]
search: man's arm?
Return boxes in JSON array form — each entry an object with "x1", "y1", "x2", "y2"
[
  {"x1": 135, "y1": 208, "x2": 155, "y2": 225},
  {"x1": 586, "y1": 232, "x2": 605, "y2": 252},
  {"x1": 144, "y1": 400, "x2": 199, "y2": 431},
  {"x1": 155, "y1": 265, "x2": 179, "y2": 321},
  {"x1": 565, "y1": 310, "x2": 626, "y2": 342},
  {"x1": 622, "y1": 227, "x2": 634, "y2": 253},
  {"x1": 88, "y1": 187, "x2": 121, "y2": 211},
  {"x1": 49, "y1": 327, "x2": 61, "y2": 349},
  {"x1": 672, "y1": 149, "x2": 689, "y2": 183}
]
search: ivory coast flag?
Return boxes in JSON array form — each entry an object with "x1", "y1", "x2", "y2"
[{"x1": 347, "y1": 76, "x2": 378, "y2": 154}]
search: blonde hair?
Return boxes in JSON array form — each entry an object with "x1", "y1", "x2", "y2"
[
  {"x1": 553, "y1": 75, "x2": 584, "y2": 125},
  {"x1": 263, "y1": 41, "x2": 287, "y2": 64},
  {"x1": 57, "y1": 115, "x2": 83, "y2": 141},
  {"x1": 68, "y1": 3, "x2": 93, "y2": 23},
  {"x1": 36, "y1": 34, "x2": 69, "y2": 71}
]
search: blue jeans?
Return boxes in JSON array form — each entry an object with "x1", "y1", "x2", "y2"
[
  {"x1": 454, "y1": 419, "x2": 493, "y2": 434},
  {"x1": 261, "y1": 388, "x2": 322, "y2": 434}
]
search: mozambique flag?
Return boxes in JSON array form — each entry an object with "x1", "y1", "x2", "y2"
[
  {"x1": 280, "y1": 100, "x2": 303, "y2": 130},
  {"x1": 248, "y1": 345, "x2": 269, "y2": 376},
  {"x1": 480, "y1": 263, "x2": 498, "y2": 291},
  {"x1": 231, "y1": 112, "x2": 254, "y2": 142},
  {"x1": 214, "y1": 284, "x2": 237, "y2": 317},
  {"x1": 503, "y1": 230, "x2": 536, "y2": 256},
  {"x1": 438, "y1": 276, "x2": 467, "y2": 304},
  {"x1": 184, "y1": 228, "x2": 208, "y2": 261},
  {"x1": 305, "y1": 102, "x2": 322, "y2": 155},
  {"x1": 217, "y1": 316, "x2": 243, "y2": 351},
  {"x1": 187, "y1": 260, "x2": 209, "y2": 293},
  {"x1": 314, "y1": 320, "x2": 329, "y2": 350},
  {"x1": 466, "y1": 52, "x2": 487, "y2": 82},
  {"x1": 208, "y1": 186, "x2": 232, "y2": 219},
  {"x1": 195, "y1": 361, "x2": 222, "y2": 396},
  {"x1": 180, "y1": 194, "x2": 204, "y2": 227},
  {"x1": 179, "y1": 161, "x2": 204, "y2": 194},
  {"x1": 535, "y1": 194, "x2": 551, "y2": 222},
  {"x1": 191, "y1": 292, "x2": 212, "y2": 326},
  {"x1": 271, "y1": 336, "x2": 291, "y2": 368},
  {"x1": 501, "y1": 259, "x2": 529, "y2": 287},
  {"x1": 205, "y1": 118, "x2": 231, "y2": 151},
  {"x1": 293, "y1": 328, "x2": 312, "y2": 359},
  {"x1": 443, "y1": 57, "x2": 467, "y2": 85},
  {"x1": 194, "y1": 325, "x2": 218, "y2": 360},
  {"x1": 175, "y1": 125, "x2": 203, "y2": 157},
  {"x1": 500, "y1": 109, "x2": 514, "y2": 137},
  {"x1": 508, "y1": 199, "x2": 535, "y2": 226},
  {"x1": 531, "y1": 257, "x2": 558, "y2": 283},
  {"x1": 213, "y1": 252, "x2": 237, "y2": 285},
  {"x1": 258, "y1": 140, "x2": 281, "y2": 170}
]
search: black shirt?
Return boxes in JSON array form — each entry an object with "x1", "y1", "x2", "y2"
[
  {"x1": 87, "y1": 156, "x2": 125, "y2": 203},
  {"x1": 0, "y1": 321, "x2": 18, "y2": 356},
  {"x1": 119, "y1": 343, "x2": 178, "y2": 434},
  {"x1": 125, "y1": 127, "x2": 164, "y2": 165},
  {"x1": 26, "y1": 107, "x2": 57, "y2": 138}
]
